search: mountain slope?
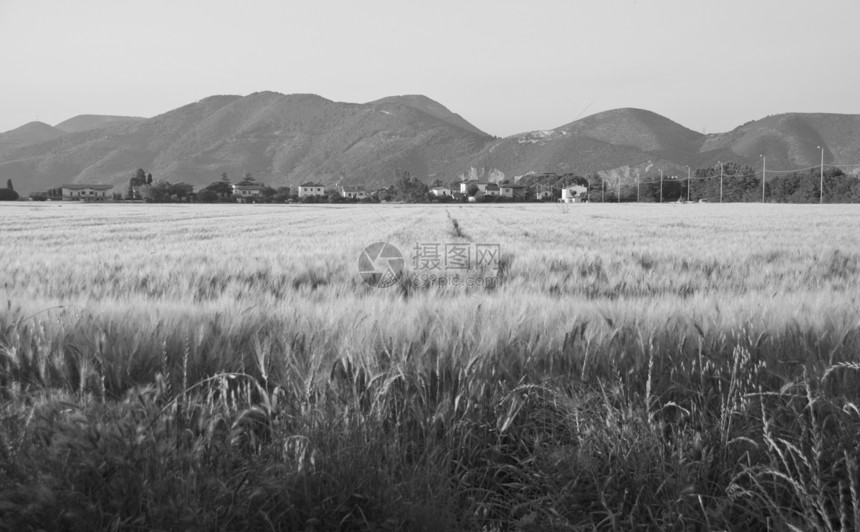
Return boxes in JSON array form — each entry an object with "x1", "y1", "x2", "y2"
[
  {"x1": 0, "y1": 92, "x2": 492, "y2": 194},
  {"x1": 369, "y1": 95, "x2": 489, "y2": 137},
  {"x1": 0, "y1": 122, "x2": 64, "y2": 155},
  {"x1": 55, "y1": 114, "x2": 146, "y2": 134},
  {"x1": 3, "y1": 94, "x2": 860, "y2": 196},
  {"x1": 700, "y1": 113, "x2": 860, "y2": 171},
  {"x1": 462, "y1": 109, "x2": 860, "y2": 185},
  {"x1": 461, "y1": 108, "x2": 703, "y2": 182}
]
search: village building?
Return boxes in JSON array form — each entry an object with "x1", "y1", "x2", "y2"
[
  {"x1": 297, "y1": 182, "x2": 326, "y2": 198},
  {"x1": 499, "y1": 183, "x2": 529, "y2": 199},
  {"x1": 430, "y1": 186, "x2": 451, "y2": 197},
  {"x1": 232, "y1": 183, "x2": 266, "y2": 202},
  {"x1": 534, "y1": 185, "x2": 555, "y2": 201},
  {"x1": 459, "y1": 180, "x2": 489, "y2": 195},
  {"x1": 61, "y1": 184, "x2": 114, "y2": 201},
  {"x1": 340, "y1": 185, "x2": 368, "y2": 199},
  {"x1": 561, "y1": 185, "x2": 588, "y2": 203}
]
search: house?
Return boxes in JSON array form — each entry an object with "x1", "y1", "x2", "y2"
[
  {"x1": 459, "y1": 180, "x2": 489, "y2": 195},
  {"x1": 232, "y1": 183, "x2": 266, "y2": 202},
  {"x1": 484, "y1": 183, "x2": 500, "y2": 196},
  {"x1": 62, "y1": 184, "x2": 114, "y2": 201},
  {"x1": 534, "y1": 184, "x2": 555, "y2": 201},
  {"x1": 499, "y1": 183, "x2": 529, "y2": 199},
  {"x1": 561, "y1": 185, "x2": 588, "y2": 203},
  {"x1": 340, "y1": 185, "x2": 368, "y2": 199},
  {"x1": 430, "y1": 186, "x2": 451, "y2": 197},
  {"x1": 297, "y1": 182, "x2": 326, "y2": 198}
]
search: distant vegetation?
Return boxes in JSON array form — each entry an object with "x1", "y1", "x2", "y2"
[
  {"x1": 1, "y1": 204, "x2": 860, "y2": 529},
  {"x1": 5, "y1": 92, "x2": 860, "y2": 196},
  {"x1": 0, "y1": 178, "x2": 18, "y2": 200}
]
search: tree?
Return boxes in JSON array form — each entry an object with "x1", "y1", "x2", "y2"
[
  {"x1": 261, "y1": 186, "x2": 278, "y2": 202},
  {"x1": 197, "y1": 189, "x2": 219, "y2": 203},
  {"x1": 394, "y1": 169, "x2": 428, "y2": 202},
  {"x1": 466, "y1": 184, "x2": 479, "y2": 197},
  {"x1": 0, "y1": 189, "x2": 19, "y2": 201},
  {"x1": 147, "y1": 173, "x2": 153, "y2": 185},
  {"x1": 172, "y1": 182, "x2": 194, "y2": 201},
  {"x1": 429, "y1": 178, "x2": 444, "y2": 188},
  {"x1": 6, "y1": 179, "x2": 13, "y2": 191},
  {"x1": 272, "y1": 186, "x2": 291, "y2": 202},
  {"x1": 148, "y1": 180, "x2": 175, "y2": 202},
  {"x1": 203, "y1": 180, "x2": 234, "y2": 200}
]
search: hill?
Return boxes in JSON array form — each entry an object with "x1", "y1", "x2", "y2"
[
  {"x1": 460, "y1": 108, "x2": 705, "y2": 184},
  {"x1": 700, "y1": 113, "x2": 860, "y2": 171},
  {"x1": 55, "y1": 114, "x2": 146, "y2": 134},
  {"x1": 461, "y1": 109, "x2": 860, "y2": 188},
  {"x1": 3, "y1": 93, "x2": 860, "y2": 195},
  {"x1": 0, "y1": 92, "x2": 491, "y2": 194},
  {"x1": 369, "y1": 95, "x2": 489, "y2": 137},
  {"x1": 0, "y1": 122, "x2": 64, "y2": 156}
]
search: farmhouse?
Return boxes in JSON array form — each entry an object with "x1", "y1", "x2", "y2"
[
  {"x1": 430, "y1": 186, "x2": 451, "y2": 197},
  {"x1": 500, "y1": 183, "x2": 529, "y2": 199},
  {"x1": 232, "y1": 183, "x2": 266, "y2": 201},
  {"x1": 298, "y1": 182, "x2": 326, "y2": 198},
  {"x1": 533, "y1": 184, "x2": 555, "y2": 201},
  {"x1": 459, "y1": 180, "x2": 489, "y2": 194},
  {"x1": 484, "y1": 183, "x2": 500, "y2": 197},
  {"x1": 62, "y1": 184, "x2": 114, "y2": 201},
  {"x1": 340, "y1": 185, "x2": 368, "y2": 199},
  {"x1": 561, "y1": 185, "x2": 588, "y2": 203}
]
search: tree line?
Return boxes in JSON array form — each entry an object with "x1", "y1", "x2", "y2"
[{"x1": 584, "y1": 162, "x2": 860, "y2": 203}]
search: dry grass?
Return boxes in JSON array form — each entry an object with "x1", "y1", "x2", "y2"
[{"x1": 1, "y1": 201, "x2": 860, "y2": 530}]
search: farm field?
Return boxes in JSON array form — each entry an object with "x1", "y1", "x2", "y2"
[{"x1": 2, "y1": 201, "x2": 860, "y2": 530}]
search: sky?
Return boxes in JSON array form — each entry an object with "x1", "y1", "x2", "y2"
[{"x1": 1, "y1": 0, "x2": 859, "y2": 137}]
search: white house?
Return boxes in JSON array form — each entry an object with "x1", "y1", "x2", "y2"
[
  {"x1": 459, "y1": 180, "x2": 489, "y2": 195},
  {"x1": 561, "y1": 185, "x2": 588, "y2": 203},
  {"x1": 340, "y1": 185, "x2": 368, "y2": 199},
  {"x1": 62, "y1": 184, "x2": 114, "y2": 201},
  {"x1": 232, "y1": 183, "x2": 266, "y2": 201},
  {"x1": 298, "y1": 182, "x2": 326, "y2": 198},
  {"x1": 430, "y1": 186, "x2": 451, "y2": 197},
  {"x1": 484, "y1": 183, "x2": 500, "y2": 196}
]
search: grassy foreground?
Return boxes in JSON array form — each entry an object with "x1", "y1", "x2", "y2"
[{"x1": 1, "y1": 202, "x2": 860, "y2": 530}]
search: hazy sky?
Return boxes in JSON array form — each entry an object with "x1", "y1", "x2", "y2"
[{"x1": 2, "y1": 0, "x2": 858, "y2": 137}]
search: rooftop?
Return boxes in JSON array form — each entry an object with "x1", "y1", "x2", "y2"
[{"x1": 62, "y1": 184, "x2": 114, "y2": 190}]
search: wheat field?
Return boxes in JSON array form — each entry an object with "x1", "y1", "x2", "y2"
[{"x1": 2, "y1": 201, "x2": 860, "y2": 530}]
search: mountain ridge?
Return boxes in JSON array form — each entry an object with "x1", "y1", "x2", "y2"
[{"x1": 2, "y1": 93, "x2": 859, "y2": 195}]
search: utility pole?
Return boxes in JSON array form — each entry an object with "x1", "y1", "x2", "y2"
[
  {"x1": 760, "y1": 155, "x2": 766, "y2": 203},
  {"x1": 719, "y1": 161, "x2": 723, "y2": 203},
  {"x1": 686, "y1": 165, "x2": 691, "y2": 202},
  {"x1": 817, "y1": 145, "x2": 824, "y2": 204}
]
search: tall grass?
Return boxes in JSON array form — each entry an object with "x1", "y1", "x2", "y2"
[{"x1": 1, "y1": 202, "x2": 860, "y2": 529}]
